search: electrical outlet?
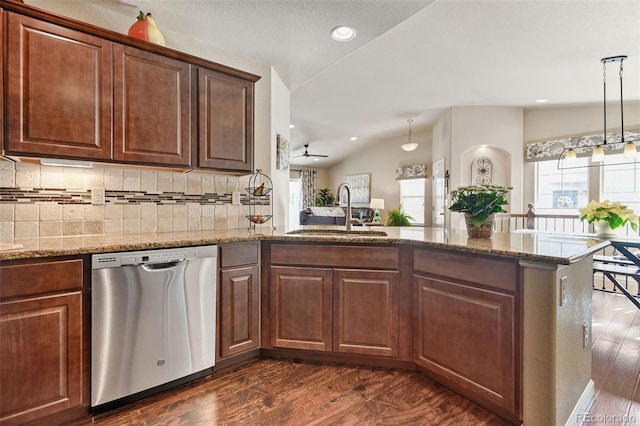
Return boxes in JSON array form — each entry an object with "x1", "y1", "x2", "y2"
[
  {"x1": 560, "y1": 276, "x2": 568, "y2": 306},
  {"x1": 91, "y1": 187, "x2": 106, "y2": 205},
  {"x1": 232, "y1": 191, "x2": 241, "y2": 205},
  {"x1": 583, "y1": 322, "x2": 590, "y2": 348}
]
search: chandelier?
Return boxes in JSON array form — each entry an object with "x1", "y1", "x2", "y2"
[
  {"x1": 558, "y1": 55, "x2": 638, "y2": 169},
  {"x1": 401, "y1": 119, "x2": 419, "y2": 151}
]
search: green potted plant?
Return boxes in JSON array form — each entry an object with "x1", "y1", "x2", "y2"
[
  {"x1": 579, "y1": 200, "x2": 638, "y2": 237},
  {"x1": 449, "y1": 184, "x2": 512, "y2": 238},
  {"x1": 315, "y1": 188, "x2": 335, "y2": 206},
  {"x1": 386, "y1": 205, "x2": 413, "y2": 226}
]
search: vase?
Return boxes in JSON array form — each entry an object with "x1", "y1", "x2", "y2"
[
  {"x1": 594, "y1": 220, "x2": 619, "y2": 238},
  {"x1": 464, "y1": 213, "x2": 495, "y2": 238}
]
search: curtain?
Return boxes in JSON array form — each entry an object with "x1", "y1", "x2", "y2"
[{"x1": 300, "y1": 170, "x2": 316, "y2": 208}]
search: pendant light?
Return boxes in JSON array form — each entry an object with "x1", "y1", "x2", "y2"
[
  {"x1": 592, "y1": 55, "x2": 628, "y2": 163},
  {"x1": 558, "y1": 55, "x2": 638, "y2": 169},
  {"x1": 623, "y1": 141, "x2": 638, "y2": 159},
  {"x1": 591, "y1": 145, "x2": 605, "y2": 162},
  {"x1": 401, "y1": 119, "x2": 419, "y2": 152}
]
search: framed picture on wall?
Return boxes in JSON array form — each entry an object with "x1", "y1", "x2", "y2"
[
  {"x1": 342, "y1": 173, "x2": 370, "y2": 204},
  {"x1": 276, "y1": 134, "x2": 290, "y2": 171}
]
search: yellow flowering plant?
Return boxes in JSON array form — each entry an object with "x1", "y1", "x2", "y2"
[{"x1": 579, "y1": 200, "x2": 639, "y2": 231}]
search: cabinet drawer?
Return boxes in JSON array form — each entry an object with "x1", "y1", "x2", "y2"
[
  {"x1": 220, "y1": 242, "x2": 259, "y2": 268},
  {"x1": 270, "y1": 244, "x2": 399, "y2": 270},
  {"x1": 414, "y1": 248, "x2": 518, "y2": 292},
  {"x1": 0, "y1": 259, "x2": 84, "y2": 300}
]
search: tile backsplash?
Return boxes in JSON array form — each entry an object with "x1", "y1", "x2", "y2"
[{"x1": 0, "y1": 161, "x2": 270, "y2": 239}]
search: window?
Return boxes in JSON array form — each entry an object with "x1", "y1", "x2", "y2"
[
  {"x1": 601, "y1": 154, "x2": 640, "y2": 214},
  {"x1": 535, "y1": 158, "x2": 589, "y2": 213},
  {"x1": 400, "y1": 178, "x2": 425, "y2": 225},
  {"x1": 534, "y1": 154, "x2": 639, "y2": 218}
]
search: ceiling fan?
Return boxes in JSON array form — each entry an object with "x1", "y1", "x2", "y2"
[{"x1": 295, "y1": 144, "x2": 328, "y2": 158}]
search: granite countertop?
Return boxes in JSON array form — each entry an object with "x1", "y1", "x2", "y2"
[{"x1": 0, "y1": 225, "x2": 610, "y2": 264}]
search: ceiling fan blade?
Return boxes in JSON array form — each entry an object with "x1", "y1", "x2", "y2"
[{"x1": 293, "y1": 144, "x2": 328, "y2": 159}]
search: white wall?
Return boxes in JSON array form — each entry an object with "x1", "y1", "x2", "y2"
[
  {"x1": 327, "y1": 129, "x2": 432, "y2": 224},
  {"x1": 524, "y1": 101, "x2": 640, "y2": 142},
  {"x1": 444, "y1": 107, "x2": 524, "y2": 230}
]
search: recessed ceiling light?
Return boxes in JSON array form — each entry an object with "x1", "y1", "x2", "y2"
[
  {"x1": 313, "y1": 158, "x2": 320, "y2": 161},
  {"x1": 289, "y1": 124, "x2": 295, "y2": 129},
  {"x1": 330, "y1": 25, "x2": 356, "y2": 42},
  {"x1": 535, "y1": 99, "x2": 549, "y2": 103},
  {"x1": 350, "y1": 137, "x2": 357, "y2": 141}
]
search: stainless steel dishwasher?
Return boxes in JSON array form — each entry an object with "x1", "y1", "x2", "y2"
[{"x1": 91, "y1": 245, "x2": 217, "y2": 408}]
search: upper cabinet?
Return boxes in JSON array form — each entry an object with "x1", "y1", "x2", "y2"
[
  {"x1": 197, "y1": 68, "x2": 254, "y2": 173},
  {"x1": 1, "y1": 8, "x2": 4, "y2": 147},
  {"x1": 2, "y1": 4, "x2": 260, "y2": 173},
  {"x1": 113, "y1": 45, "x2": 191, "y2": 166},
  {"x1": 5, "y1": 13, "x2": 113, "y2": 160}
]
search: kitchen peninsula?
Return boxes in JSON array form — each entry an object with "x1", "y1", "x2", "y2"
[{"x1": 0, "y1": 226, "x2": 606, "y2": 425}]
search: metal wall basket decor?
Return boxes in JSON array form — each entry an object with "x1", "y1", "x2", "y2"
[
  {"x1": 246, "y1": 169, "x2": 275, "y2": 229},
  {"x1": 558, "y1": 55, "x2": 639, "y2": 169}
]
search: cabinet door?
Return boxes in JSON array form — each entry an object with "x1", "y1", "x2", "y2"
[
  {"x1": 333, "y1": 269, "x2": 399, "y2": 357},
  {"x1": 414, "y1": 275, "x2": 517, "y2": 415},
  {"x1": 197, "y1": 68, "x2": 254, "y2": 172},
  {"x1": 113, "y1": 44, "x2": 191, "y2": 166},
  {"x1": 270, "y1": 266, "x2": 332, "y2": 351},
  {"x1": 219, "y1": 265, "x2": 260, "y2": 359},
  {"x1": 1, "y1": 8, "x2": 4, "y2": 147},
  {"x1": 5, "y1": 13, "x2": 112, "y2": 160},
  {"x1": 0, "y1": 292, "x2": 83, "y2": 425}
]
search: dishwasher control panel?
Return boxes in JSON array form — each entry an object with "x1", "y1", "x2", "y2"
[{"x1": 92, "y1": 246, "x2": 216, "y2": 269}]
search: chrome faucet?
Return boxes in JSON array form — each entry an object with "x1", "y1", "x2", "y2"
[{"x1": 336, "y1": 183, "x2": 352, "y2": 231}]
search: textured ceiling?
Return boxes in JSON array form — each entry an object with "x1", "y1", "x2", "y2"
[{"x1": 27, "y1": 0, "x2": 640, "y2": 167}]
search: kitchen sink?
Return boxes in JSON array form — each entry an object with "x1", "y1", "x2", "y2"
[{"x1": 286, "y1": 229, "x2": 388, "y2": 237}]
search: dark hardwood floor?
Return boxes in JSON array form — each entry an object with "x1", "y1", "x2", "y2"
[
  {"x1": 588, "y1": 290, "x2": 640, "y2": 425},
  {"x1": 87, "y1": 360, "x2": 510, "y2": 425},
  {"x1": 80, "y1": 290, "x2": 639, "y2": 426}
]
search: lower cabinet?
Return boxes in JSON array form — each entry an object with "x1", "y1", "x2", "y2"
[
  {"x1": 413, "y1": 247, "x2": 520, "y2": 421},
  {"x1": 0, "y1": 258, "x2": 87, "y2": 425},
  {"x1": 219, "y1": 265, "x2": 260, "y2": 358},
  {"x1": 270, "y1": 266, "x2": 333, "y2": 351},
  {"x1": 269, "y1": 264, "x2": 399, "y2": 355},
  {"x1": 333, "y1": 269, "x2": 399, "y2": 357},
  {"x1": 217, "y1": 242, "x2": 261, "y2": 361}
]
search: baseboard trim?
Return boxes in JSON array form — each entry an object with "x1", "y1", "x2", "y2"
[{"x1": 565, "y1": 379, "x2": 595, "y2": 426}]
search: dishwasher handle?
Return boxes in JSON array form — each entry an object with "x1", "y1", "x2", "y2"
[{"x1": 141, "y1": 260, "x2": 183, "y2": 271}]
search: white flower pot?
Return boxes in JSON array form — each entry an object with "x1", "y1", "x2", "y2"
[{"x1": 594, "y1": 220, "x2": 619, "y2": 238}]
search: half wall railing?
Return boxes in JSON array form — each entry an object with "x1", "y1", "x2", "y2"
[{"x1": 494, "y1": 204, "x2": 639, "y2": 306}]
